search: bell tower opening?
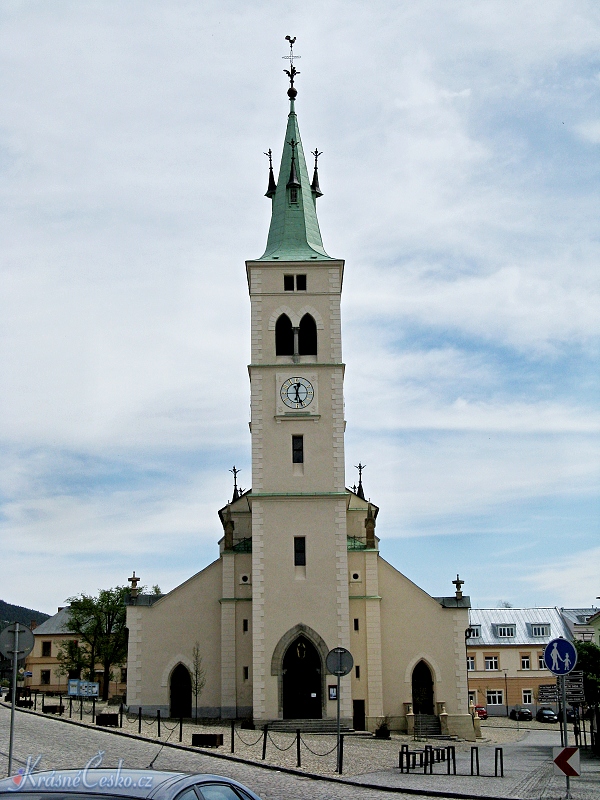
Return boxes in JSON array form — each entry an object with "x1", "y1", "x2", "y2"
[
  {"x1": 298, "y1": 313, "x2": 317, "y2": 355},
  {"x1": 282, "y1": 635, "x2": 322, "y2": 719},
  {"x1": 275, "y1": 313, "x2": 294, "y2": 355}
]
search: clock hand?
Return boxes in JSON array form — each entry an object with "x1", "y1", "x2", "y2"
[{"x1": 294, "y1": 383, "x2": 301, "y2": 403}]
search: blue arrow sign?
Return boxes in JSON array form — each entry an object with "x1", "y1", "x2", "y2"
[{"x1": 544, "y1": 638, "x2": 577, "y2": 675}]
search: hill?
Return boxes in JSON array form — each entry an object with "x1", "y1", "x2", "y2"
[{"x1": 0, "y1": 599, "x2": 50, "y2": 629}]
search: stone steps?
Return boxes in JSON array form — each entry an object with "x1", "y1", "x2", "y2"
[{"x1": 269, "y1": 719, "x2": 352, "y2": 734}]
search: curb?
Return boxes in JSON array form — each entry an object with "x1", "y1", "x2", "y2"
[{"x1": 0, "y1": 702, "x2": 516, "y2": 800}]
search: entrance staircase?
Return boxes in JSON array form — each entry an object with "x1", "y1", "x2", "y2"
[
  {"x1": 414, "y1": 714, "x2": 442, "y2": 739},
  {"x1": 269, "y1": 719, "x2": 352, "y2": 734}
]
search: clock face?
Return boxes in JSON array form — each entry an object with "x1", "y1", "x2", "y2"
[{"x1": 280, "y1": 377, "x2": 314, "y2": 409}]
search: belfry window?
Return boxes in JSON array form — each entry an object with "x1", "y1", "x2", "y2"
[
  {"x1": 296, "y1": 274, "x2": 306, "y2": 291},
  {"x1": 284, "y1": 275, "x2": 294, "y2": 291},
  {"x1": 294, "y1": 536, "x2": 306, "y2": 566},
  {"x1": 298, "y1": 313, "x2": 317, "y2": 355},
  {"x1": 275, "y1": 314, "x2": 294, "y2": 355},
  {"x1": 292, "y1": 435, "x2": 304, "y2": 463}
]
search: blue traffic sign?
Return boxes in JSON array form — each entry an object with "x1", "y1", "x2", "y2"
[{"x1": 544, "y1": 638, "x2": 577, "y2": 675}]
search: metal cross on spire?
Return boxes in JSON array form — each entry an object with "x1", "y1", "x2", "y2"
[
  {"x1": 283, "y1": 35, "x2": 301, "y2": 97},
  {"x1": 354, "y1": 462, "x2": 366, "y2": 499},
  {"x1": 229, "y1": 466, "x2": 241, "y2": 502},
  {"x1": 452, "y1": 574, "x2": 465, "y2": 599}
]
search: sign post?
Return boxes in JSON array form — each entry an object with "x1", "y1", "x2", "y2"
[
  {"x1": 326, "y1": 647, "x2": 353, "y2": 774},
  {"x1": 543, "y1": 638, "x2": 578, "y2": 799},
  {"x1": 0, "y1": 623, "x2": 35, "y2": 777}
]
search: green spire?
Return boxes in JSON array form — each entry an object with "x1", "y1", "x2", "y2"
[{"x1": 258, "y1": 98, "x2": 333, "y2": 261}]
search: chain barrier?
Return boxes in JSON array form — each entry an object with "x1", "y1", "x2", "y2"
[
  {"x1": 266, "y1": 731, "x2": 296, "y2": 752},
  {"x1": 142, "y1": 717, "x2": 156, "y2": 726},
  {"x1": 234, "y1": 727, "x2": 264, "y2": 747},
  {"x1": 299, "y1": 735, "x2": 338, "y2": 757},
  {"x1": 160, "y1": 720, "x2": 179, "y2": 731}
]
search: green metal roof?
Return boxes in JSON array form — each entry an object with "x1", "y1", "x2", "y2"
[{"x1": 258, "y1": 99, "x2": 333, "y2": 262}]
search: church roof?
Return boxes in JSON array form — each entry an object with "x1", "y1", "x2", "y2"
[{"x1": 257, "y1": 97, "x2": 334, "y2": 262}]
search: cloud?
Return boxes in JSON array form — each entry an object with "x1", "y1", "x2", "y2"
[{"x1": 525, "y1": 546, "x2": 600, "y2": 607}]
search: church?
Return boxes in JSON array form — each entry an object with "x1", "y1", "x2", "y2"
[{"x1": 125, "y1": 49, "x2": 475, "y2": 740}]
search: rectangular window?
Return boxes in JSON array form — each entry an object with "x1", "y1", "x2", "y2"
[
  {"x1": 40, "y1": 670, "x2": 51, "y2": 685},
  {"x1": 487, "y1": 690, "x2": 503, "y2": 705},
  {"x1": 353, "y1": 618, "x2": 359, "y2": 632},
  {"x1": 243, "y1": 666, "x2": 249, "y2": 680},
  {"x1": 468, "y1": 691, "x2": 476, "y2": 706},
  {"x1": 522, "y1": 689, "x2": 533, "y2": 705},
  {"x1": 292, "y1": 435, "x2": 304, "y2": 463},
  {"x1": 284, "y1": 275, "x2": 294, "y2": 291},
  {"x1": 355, "y1": 665, "x2": 361, "y2": 679},
  {"x1": 497, "y1": 625, "x2": 515, "y2": 637},
  {"x1": 466, "y1": 656, "x2": 475, "y2": 671},
  {"x1": 521, "y1": 655, "x2": 530, "y2": 670},
  {"x1": 485, "y1": 655, "x2": 499, "y2": 671},
  {"x1": 532, "y1": 625, "x2": 549, "y2": 637},
  {"x1": 290, "y1": 187, "x2": 298, "y2": 204},
  {"x1": 296, "y1": 274, "x2": 307, "y2": 291},
  {"x1": 41, "y1": 641, "x2": 51, "y2": 657},
  {"x1": 243, "y1": 618, "x2": 249, "y2": 633},
  {"x1": 469, "y1": 626, "x2": 481, "y2": 638},
  {"x1": 538, "y1": 654, "x2": 546, "y2": 669},
  {"x1": 294, "y1": 536, "x2": 306, "y2": 566}
]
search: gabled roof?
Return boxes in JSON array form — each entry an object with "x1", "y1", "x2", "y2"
[
  {"x1": 257, "y1": 98, "x2": 333, "y2": 262},
  {"x1": 468, "y1": 607, "x2": 571, "y2": 646},
  {"x1": 560, "y1": 607, "x2": 598, "y2": 627},
  {"x1": 32, "y1": 606, "x2": 72, "y2": 635}
]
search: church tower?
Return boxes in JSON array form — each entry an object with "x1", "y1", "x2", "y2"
[{"x1": 245, "y1": 52, "x2": 352, "y2": 722}]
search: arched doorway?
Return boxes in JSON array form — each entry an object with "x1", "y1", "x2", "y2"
[
  {"x1": 282, "y1": 635, "x2": 322, "y2": 719},
  {"x1": 412, "y1": 660, "x2": 434, "y2": 714},
  {"x1": 170, "y1": 664, "x2": 192, "y2": 719}
]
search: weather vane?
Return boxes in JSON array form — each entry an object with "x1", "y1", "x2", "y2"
[
  {"x1": 283, "y1": 35, "x2": 300, "y2": 96},
  {"x1": 355, "y1": 462, "x2": 366, "y2": 483}
]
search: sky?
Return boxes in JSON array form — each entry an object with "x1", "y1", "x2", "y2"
[{"x1": 1, "y1": 0, "x2": 599, "y2": 615}]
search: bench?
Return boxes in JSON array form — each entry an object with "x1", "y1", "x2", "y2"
[
  {"x1": 192, "y1": 733, "x2": 224, "y2": 748},
  {"x1": 96, "y1": 713, "x2": 119, "y2": 727}
]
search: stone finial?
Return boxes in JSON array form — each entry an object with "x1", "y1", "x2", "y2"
[
  {"x1": 128, "y1": 571, "x2": 140, "y2": 598},
  {"x1": 365, "y1": 502, "x2": 376, "y2": 548},
  {"x1": 223, "y1": 506, "x2": 235, "y2": 551},
  {"x1": 452, "y1": 574, "x2": 464, "y2": 600}
]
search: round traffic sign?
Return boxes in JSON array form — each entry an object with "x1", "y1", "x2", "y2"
[
  {"x1": 0, "y1": 623, "x2": 35, "y2": 660},
  {"x1": 544, "y1": 638, "x2": 577, "y2": 676},
  {"x1": 326, "y1": 647, "x2": 353, "y2": 676}
]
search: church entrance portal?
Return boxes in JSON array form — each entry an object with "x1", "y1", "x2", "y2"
[
  {"x1": 170, "y1": 664, "x2": 192, "y2": 718},
  {"x1": 282, "y1": 636, "x2": 322, "y2": 719},
  {"x1": 412, "y1": 660, "x2": 434, "y2": 715}
]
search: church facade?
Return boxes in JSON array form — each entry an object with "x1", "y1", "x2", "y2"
[{"x1": 125, "y1": 64, "x2": 475, "y2": 740}]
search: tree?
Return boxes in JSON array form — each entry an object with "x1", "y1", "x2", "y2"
[
  {"x1": 191, "y1": 642, "x2": 206, "y2": 722},
  {"x1": 575, "y1": 640, "x2": 600, "y2": 707},
  {"x1": 57, "y1": 586, "x2": 129, "y2": 701},
  {"x1": 56, "y1": 638, "x2": 87, "y2": 681}
]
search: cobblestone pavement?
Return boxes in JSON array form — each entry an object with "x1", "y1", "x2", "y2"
[{"x1": 1, "y1": 704, "x2": 599, "y2": 800}]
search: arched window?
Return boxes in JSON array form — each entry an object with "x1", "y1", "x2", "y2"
[
  {"x1": 275, "y1": 314, "x2": 294, "y2": 356},
  {"x1": 298, "y1": 314, "x2": 317, "y2": 356}
]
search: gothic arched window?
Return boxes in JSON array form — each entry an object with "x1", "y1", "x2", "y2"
[
  {"x1": 298, "y1": 313, "x2": 317, "y2": 356},
  {"x1": 275, "y1": 314, "x2": 294, "y2": 356}
]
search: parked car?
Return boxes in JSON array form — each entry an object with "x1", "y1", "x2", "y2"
[
  {"x1": 0, "y1": 770, "x2": 262, "y2": 800},
  {"x1": 509, "y1": 708, "x2": 533, "y2": 721},
  {"x1": 474, "y1": 705, "x2": 488, "y2": 719},
  {"x1": 537, "y1": 708, "x2": 558, "y2": 723}
]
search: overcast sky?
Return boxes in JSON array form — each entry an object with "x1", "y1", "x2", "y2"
[{"x1": 1, "y1": 1, "x2": 599, "y2": 615}]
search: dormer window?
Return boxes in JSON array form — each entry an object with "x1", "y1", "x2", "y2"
[
  {"x1": 468, "y1": 625, "x2": 481, "y2": 638},
  {"x1": 497, "y1": 625, "x2": 515, "y2": 637},
  {"x1": 290, "y1": 187, "x2": 298, "y2": 204},
  {"x1": 531, "y1": 624, "x2": 550, "y2": 637}
]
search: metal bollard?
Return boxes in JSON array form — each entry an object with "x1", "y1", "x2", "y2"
[
  {"x1": 180, "y1": 717, "x2": 183, "y2": 743},
  {"x1": 495, "y1": 747, "x2": 504, "y2": 777},
  {"x1": 34, "y1": 691, "x2": 37, "y2": 711},
  {"x1": 262, "y1": 724, "x2": 268, "y2": 760},
  {"x1": 470, "y1": 746, "x2": 480, "y2": 776},
  {"x1": 59, "y1": 694, "x2": 62, "y2": 716},
  {"x1": 92, "y1": 698, "x2": 95, "y2": 723},
  {"x1": 424, "y1": 744, "x2": 433, "y2": 774},
  {"x1": 119, "y1": 703, "x2": 123, "y2": 728},
  {"x1": 446, "y1": 745, "x2": 456, "y2": 775},
  {"x1": 69, "y1": 697, "x2": 73, "y2": 718},
  {"x1": 231, "y1": 720, "x2": 235, "y2": 753},
  {"x1": 157, "y1": 709, "x2": 161, "y2": 738},
  {"x1": 138, "y1": 706, "x2": 142, "y2": 734},
  {"x1": 296, "y1": 729, "x2": 301, "y2": 768},
  {"x1": 338, "y1": 734, "x2": 344, "y2": 774},
  {"x1": 80, "y1": 698, "x2": 83, "y2": 720}
]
